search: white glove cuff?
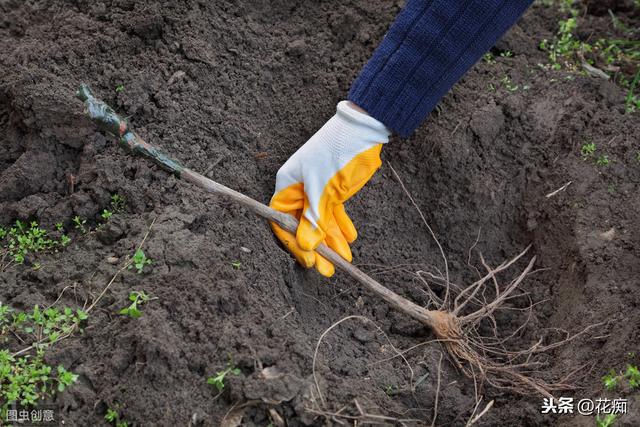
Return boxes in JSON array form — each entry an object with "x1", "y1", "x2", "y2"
[{"x1": 336, "y1": 101, "x2": 391, "y2": 144}]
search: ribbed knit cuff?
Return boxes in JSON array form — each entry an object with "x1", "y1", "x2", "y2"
[{"x1": 348, "y1": 0, "x2": 533, "y2": 138}]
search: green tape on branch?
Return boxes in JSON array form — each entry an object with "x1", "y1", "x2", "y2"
[
  {"x1": 77, "y1": 84, "x2": 184, "y2": 177},
  {"x1": 76, "y1": 84, "x2": 127, "y2": 137},
  {"x1": 120, "y1": 132, "x2": 184, "y2": 176}
]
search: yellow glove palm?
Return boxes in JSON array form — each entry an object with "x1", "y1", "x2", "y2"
[{"x1": 270, "y1": 101, "x2": 390, "y2": 277}]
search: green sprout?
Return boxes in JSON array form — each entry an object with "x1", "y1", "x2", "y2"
[
  {"x1": 500, "y1": 50, "x2": 513, "y2": 57},
  {"x1": 115, "y1": 85, "x2": 125, "y2": 93},
  {"x1": 579, "y1": 142, "x2": 611, "y2": 166},
  {"x1": 625, "y1": 364, "x2": 640, "y2": 389},
  {"x1": 538, "y1": 0, "x2": 639, "y2": 79},
  {"x1": 231, "y1": 261, "x2": 241, "y2": 269},
  {"x1": 56, "y1": 365, "x2": 78, "y2": 392},
  {"x1": 101, "y1": 210, "x2": 113, "y2": 221},
  {"x1": 581, "y1": 142, "x2": 596, "y2": 158},
  {"x1": 596, "y1": 414, "x2": 617, "y2": 427},
  {"x1": 11, "y1": 305, "x2": 88, "y2": 344},
  {"x1": 207, "y1": 364, "x2": 241, "y2": 392},
  {"x1": 119, "y1": 291, "x2": 151, "y2": 318},
  {"x1": 0, "y1": 303, "x2": 82, "y2": 416},
  {"x1": 0, "y1": 349, "x2": 78, "y2": 413},
  {"x1": 501, "y1": 75, "x2": 519, "y2": 92},
  {"x1": 129, "y1": 249, "x2": 152, "y2": 274},
  {"x1": 60, "y1": 234, "x2": 71, "y2": 247},
  {"x1": 110, "y1": 194, "x2": 127, "y2": 212},
  {"x1": 105, "y1": 408, "x2": 119, "y2": 422},
  {"x1": 72, "y1": 216, "x2": 87, "y2": 234},
  {"x1": 540, "y1": 16, "x2": 583, "y2": 70},
  {"x1": 105, "y1": 406, "x2": 129, "y2": 427},
  {"x1": 602, "y1": 369, "x2": 619, "y2": 391},
  {"x1": 2, "y1": 220, "x2": 69, "y2": 265},
  {"x1": 482, "y1": 52, "x2": 496, "y2": 64}
]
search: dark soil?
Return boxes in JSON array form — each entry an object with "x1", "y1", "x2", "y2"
[{"x1": 1, "y1": 1, "x2": 639, "y2": 426}]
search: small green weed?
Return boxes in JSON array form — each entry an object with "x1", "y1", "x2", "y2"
[
  {"x1": 482, "y1": 52, "x2": 496, "y2": 64},
  {"x1": 580, "y1": 142, "x2": 610, "y2": 166},
  {"x1": 501, "y1": 75, "x2": 519, "y2": 92},
  {"x1": 626, "y1": 364, "x2": 640, "y2": 389},
  {"x1": 1, "y1": 220, "x2": 70, "y2": 266},
  {"x1": 538, "y1": 1, "x2": 640, "y2": 85},
  {"x1": 60, "y1": 234, "x2": 71, "y2": 247},
  {"x1": 0, "y1": 349, "x2": 78, "y2": 414},
  {"x1": 115, "y1": 85, "x2": 124, "y2": 93},
  {"x1": 72, "y1": 216, "x2": 87, "y2": 234},
  {"x1": 0, "y1": 303, "x2": 84, "y2": 415},
  {"x1": 601, "y1": 364, "x2": 640, "y2": 392},
  {"x1": 119, "y1": 291, "x2": 151, "y2": 318},
  {"x1": 110, "y1": 194, "x2": 127, "y2": 212},
  {"x1": 581, "y1": 142, "x2": 596, "y2": 157},
  {"x1": 105, "y1": 408, "x2": 118, "y2": 422},
  {"x1": 500, "y1": 50, "x2": 514, "y2": 58},
  {"x1": 129, "y1": 249, "x2": 152, "y2": 274},
  {"x1": 540, "y1": 16, "x2": 583, "y2": 70},
  {"x1": 101, "y1": 210, "x2": 113, "y2": 221},
  {"x1": 596, "y1": 413, "x2": 617, "y2": 427},
  {"x1": 231, "y1": 261, "x2": 241, "y2": 269},
  {"x1": 105, "y1": 406, "x2": 129, "y2": 427},
  {"x1": 207, "y1": 363, "x2": 241, "y2": 392},
  {"x1": 602, "y1": 369, "x2": 619, "y2": 391},
  {"x1": 56, "y1": 365, "x2": 78, "y2": 392},
  {"x1": 9, "y1": 305, "x2": 88, "y2": 345}
]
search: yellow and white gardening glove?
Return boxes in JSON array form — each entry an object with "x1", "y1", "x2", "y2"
[{"x1": 270, "y1": 101, "x2": 390, "y2": 277}]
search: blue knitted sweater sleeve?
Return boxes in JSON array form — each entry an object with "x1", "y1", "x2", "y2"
[{"x1": 348, "y1": 0, "x2": 533, "y2": 137}]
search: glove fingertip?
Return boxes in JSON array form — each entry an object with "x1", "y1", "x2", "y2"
[
  {"x1": 325, "y1": 233, "x2": 353, "y2": 263},
  {"x1": 315, "y1": 255, "x2": 335, "y2": 278},
  {"x1": 297, "y1": 217, "x2": 325, "y2": 251},
  {"x1": 301, "y1": 251, "x2": 316, "y2": 269},
  {"x1": 334, "y1": 205, "x2": 358, "y2": 243},
  {"x1": 270, "y1": 220, "x2": 315, "y2": 269},
  {"x1": 345, "y1": 228, "x2": 357, "y2": 244}
]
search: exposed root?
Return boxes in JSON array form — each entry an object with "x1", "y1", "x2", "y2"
[
  {"x1": 409, "y1": 248, "x2": 588, "y2": 399},
  {"x1": 465, "y1": 398, "x2": 494, "y2": 426},
  {"x1": 388, "y1": 165, "x2": 601, "y2": 399}
]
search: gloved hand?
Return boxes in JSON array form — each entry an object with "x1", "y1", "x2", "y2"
[{"x1": 270, "y1": 101, "x2": 390, "y2": 277}]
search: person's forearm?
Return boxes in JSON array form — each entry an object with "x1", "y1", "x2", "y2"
[{"x1": 348, "y1": 0, "x2": 533, "y2": 137}]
